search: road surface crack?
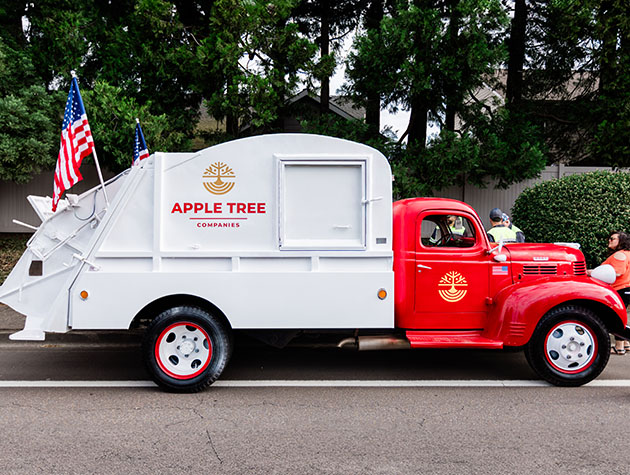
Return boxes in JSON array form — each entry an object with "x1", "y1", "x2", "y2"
[{"x1": 206, "y1": 429, "x2": 223, "y2": 464}]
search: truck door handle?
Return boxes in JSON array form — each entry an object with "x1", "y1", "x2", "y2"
[{"x1": 417, "y1": 264, "x2": 432, "y2": 270}]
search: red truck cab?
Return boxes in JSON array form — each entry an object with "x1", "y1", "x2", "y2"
[{"x1": 392, "y1": 198, "x2": 629, "y2": 386}]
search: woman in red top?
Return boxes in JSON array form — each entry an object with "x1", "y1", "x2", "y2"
[{"x1": 601, "y1": 231, "x2": 630, "y2": 354}]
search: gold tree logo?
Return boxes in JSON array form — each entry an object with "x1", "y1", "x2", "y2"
[
  {"x1": 202, "y1": 162, "x2": 236, "y2": 195},
  {"x1": 438, "y1": 271, "x2": 468, "y2": 303}
]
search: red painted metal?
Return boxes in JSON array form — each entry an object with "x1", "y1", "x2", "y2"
[
  {"x1": 406, "y1": 330, "x2": 503, "y2": 349},
  {"x1": 484, "y1": 277, "x2": 626, "y2": 346},
  {"x1": 392, "y1": 198, "x2": 628, "y2": 348}
]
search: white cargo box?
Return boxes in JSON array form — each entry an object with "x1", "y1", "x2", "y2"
[{"x1": 0, "y1": 134, "x2": 394, "y2": 340}]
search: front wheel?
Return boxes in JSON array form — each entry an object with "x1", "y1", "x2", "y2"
[
  {"x1": 525, "y1": 305, "x2": 610, "y2": 387},
  {"x1": 142, "y1": 306, "x2": 232, "y2": 392}
]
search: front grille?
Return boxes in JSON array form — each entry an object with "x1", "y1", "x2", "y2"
[
  {"x1": 573, "y1": 261, "x2": 587, "y2": 275},
  {"x1": 523, "y1": 264, "x2": 558, "y2": 275}
]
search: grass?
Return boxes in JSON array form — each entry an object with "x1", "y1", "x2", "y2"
[{"x1": 0, "y1": 234, "x2": 30, "y2": 285}]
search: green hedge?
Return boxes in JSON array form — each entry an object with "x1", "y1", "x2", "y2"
[
  {"x1": 511, "y1": 171, "x2": 630, "y2": 268},
  {"x1": 0, "y1": 234, "x2": 29, "y2": 285}
]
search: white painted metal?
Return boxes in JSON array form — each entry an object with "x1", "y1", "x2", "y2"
[
  {"x1": 0, "y1": 134, "x2": 394, "y2": 339},
  {"x1": 1, "y1": 168, "x2": 117, "y2": 233},
  {"x1": 278, "y1": 159, "x2": 367, "y2": 249},
  {"x1": 0, "y1": 170, "x2": 130, "y2": 339},
  {"x1": 155, "y1": 322, "x2": 212, "y2": 378},
  {"x1": 544, "y1": 322, "x2": 595, "y2": 372}
]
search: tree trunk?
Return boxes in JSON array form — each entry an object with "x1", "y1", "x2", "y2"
[
  {"x1": 226, "y1": 115, "x2": 238, "y2": 137},
  {"x1": 364, "y1": 0, "x2": 384, "y2": 133},
  {"x1": 506, "y1": 0, "x2": 527, "y2": 107},
  {"x1": 408, "y1": 98, "x2": 428, "y2": 147},
  {"x1": 319, "y1": 0, "x2": 330, "y2": 114},
  {"x1": 0, "y1": 3, "x2": 26, "y2": 46},
  {"x1": 408, "y1": 0, "x2": 431, "y2": 148},
  {"x1": 444, "y1": 0, "x2": 460, "y2": 132},
  {"x1": 598, "y1": 0, "x2": 618, "y2": 95}
]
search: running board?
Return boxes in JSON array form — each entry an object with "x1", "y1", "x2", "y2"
[{"x1": 406, "y1": 331, "x2": 503, "y2": 349}]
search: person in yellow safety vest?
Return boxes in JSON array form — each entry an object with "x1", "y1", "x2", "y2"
[
  {"x1": 502, "y1": 213, "x2": 525, "y2": 243},
  {"x1": 449, "y1": 216, "x2": 467, "y2": 236},
  {"x1": 429, "y1": 215, "x2": 468, "y2": 245},
  {"x1": 487, "y1": 208, "x2": 517, "y2": 243}
]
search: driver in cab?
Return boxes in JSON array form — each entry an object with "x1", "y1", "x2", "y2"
[{"x1": 429, "y1": 215, "x2": 469, "y2": 245}]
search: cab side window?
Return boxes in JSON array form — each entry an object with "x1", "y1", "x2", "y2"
[{"x1": 420, "y1": 214, "x2": 477, "y2": 248}]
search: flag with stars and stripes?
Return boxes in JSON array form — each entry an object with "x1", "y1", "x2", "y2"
[
  {"x1": 133, "y1": 120, "x2": 149, "y2": 165},
  {"x1": 52, "y1": 75, "x2": 94, "y2": 211}
]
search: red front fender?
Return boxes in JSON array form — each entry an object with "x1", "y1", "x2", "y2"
[{"x1": 485, "y1": 277, "x2": 627, "y2": 346}]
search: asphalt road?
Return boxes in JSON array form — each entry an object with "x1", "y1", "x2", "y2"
[{"x1": 1, "y1": 338, "x2": 630, "y2": 474}]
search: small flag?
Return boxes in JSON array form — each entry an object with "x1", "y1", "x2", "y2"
[
  {"x1": 492, "y1": 265, "x2": 509, "y2": 276},
  {"x1": 133, "y1": 119, "x2": 149, "y2": 165},
  {"x1": 53, "y1": 74, "x2": 94, "y2": 211}
]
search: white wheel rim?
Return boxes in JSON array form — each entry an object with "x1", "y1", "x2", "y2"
[
  {"x1": 155, "y1": 322, "x2": 212, "y2": 379},
  {"x1": 545, "y1": 321, "x2": 596, "y2": 373}
]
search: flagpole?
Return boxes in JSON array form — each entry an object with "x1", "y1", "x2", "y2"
[
  {"x1": 71, "y1": 71, "x2": 109, "y2": 208},
  {"x1": 91, "y1": 148, "x2": 110, "y2": 207}
]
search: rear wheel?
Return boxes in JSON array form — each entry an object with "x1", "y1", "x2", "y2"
[
  {"x1": 143, "y1": 306, "x2": 232, "y2": 392},
  {"x1": 525, "y1": 305, "x2": 610, "y2": 386}
]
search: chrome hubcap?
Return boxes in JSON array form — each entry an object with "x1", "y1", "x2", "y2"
[
  {"x1": 157, "y1": 323, "x2": 211, "y2": 378},
  {"x1": 545, "y1": 322, "x2": 595, "y2": 372}
]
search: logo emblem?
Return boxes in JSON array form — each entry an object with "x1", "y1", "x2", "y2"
[
  {"x1": 438, "y1": 271, "x2": 468, "y2": 302},
  {"x1": 203, "y1": 162, "x2": 235, "y2": 195}
]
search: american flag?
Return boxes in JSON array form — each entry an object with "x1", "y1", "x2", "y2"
[
  {"x1": 133, "y1": 120, "x2": 149, "y2": 165},
  {"x1": 52, "y1": 76, "x2": 94, "y2": 211},
  {"x1": 492, "y1": 265, "x2": 509, "y2": 276}
]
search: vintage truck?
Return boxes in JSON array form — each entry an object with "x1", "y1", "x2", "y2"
[{"x1": 1, "y1": 134, "x2": 628, "y2": 391}]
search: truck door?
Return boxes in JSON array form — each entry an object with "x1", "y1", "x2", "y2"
[{"x1": 414, "y1": 211, "x2": 490, "y2": 329}]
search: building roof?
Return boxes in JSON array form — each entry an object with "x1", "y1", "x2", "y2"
[{"x1": 287, "y1": 90, "x2": 365, "y2": 120}]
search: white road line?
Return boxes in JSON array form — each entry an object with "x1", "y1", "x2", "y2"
[{"x1": 0, "y1": 379, "x2": 629, "y2": 388}]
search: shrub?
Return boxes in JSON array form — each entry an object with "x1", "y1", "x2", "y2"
[
  {"x1": 0, "y1": 234, "x2": 29, "y2": 285},
  {"x1": 511, "y1": 171, "x2": 630, "y2": 268}
]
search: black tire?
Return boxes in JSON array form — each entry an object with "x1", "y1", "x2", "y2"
[
  {"x1": 525, "y1": 305, "x2": 610, "y2": 387},
  {"x1": 142, "y1": 306, "x2": 232, "y2": 392}
]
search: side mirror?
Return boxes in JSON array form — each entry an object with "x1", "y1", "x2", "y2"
[
  {"x1": 493, "y1": 254, "x2": 507, "y2": 263},
  {"x1": 497, "y1": 238, "x2": 505, "y2": 254},
  {"x1": 488, "y1": 238, "x2": 506, "y2": 256}
]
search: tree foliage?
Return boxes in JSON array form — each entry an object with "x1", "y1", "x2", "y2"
[
  {"x1": 512, "y1": 171, "x2": 630, "y2": 268},
  {"x1": 82, "y1": 81, "x2": 188, "y2": 173},
  {"x1": 345, "y1": 0, "x2": 508, "y2": 144},
  {"x1": 0, "y1": 38, "x2": 60, "y2": 182},
  {"x1": 200, "y1": 0, "x2": 317, "y2": 135},
  {"x1": 0, "y1": 0, "x2": 628, "y2": 200},
  {"x1": 506, "y1": 0, "x2": 630, "y2": 165},
  {"x1": 292, "y1": 0, "x2": 364, "y2": 111},
  {"x1": 338, "y1": 0, "x2": 546, "y2": 195}
]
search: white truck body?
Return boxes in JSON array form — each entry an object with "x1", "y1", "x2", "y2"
[{"x1": 0, "y1": 134, "x2": 394, "y2": 340}]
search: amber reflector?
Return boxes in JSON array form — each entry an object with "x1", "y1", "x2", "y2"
[
  {"x1": 80, "y1": 290, "x2": 89, "y2": 300},
  {"x1": 377, "y1": 289, "x2": 387, "y2": 300}
]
